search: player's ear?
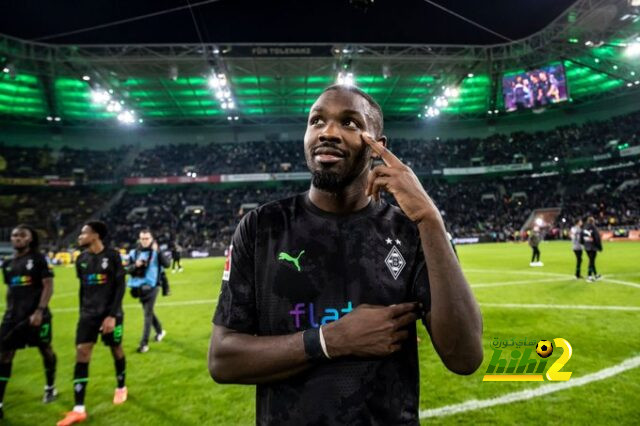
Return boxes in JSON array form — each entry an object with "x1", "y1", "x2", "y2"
[{"x1": 370, "y1": 135, "x2": 388, "y2": 159}]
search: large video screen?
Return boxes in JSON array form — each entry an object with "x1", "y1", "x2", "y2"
[{"x1": 502, "y1": 63, "x2": 568, "y2": 112}]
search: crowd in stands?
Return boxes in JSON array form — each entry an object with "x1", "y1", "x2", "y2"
[
  {"x1": 93, "y1": 166, "x2": 638, "y2": 252},
  {"x1": 0, "y1": 188, "x2": 113, "y2": 246},
  {"x1": 0, "y1": 144, "x2": 128, "y2": 180},
  {"x1": 1, "y1": 109, "x2": 639, "y2": 251},
  {"x1": 3, "y1": 109, "x2": 640, "y2": 181},
  {"x1": 101, "y1": 183, "x2": 309, "y2": 252},
  {"x1": 124, "y1": 109, "x2": 640, "y2": 176}
]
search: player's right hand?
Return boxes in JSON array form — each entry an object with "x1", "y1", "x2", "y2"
[
  {"x1": 29, "y1": 310, "x2": 43, "y2": 327},
  {"x1": 101, "y1": 316, "x2": 116, "y2": 334},
  {"x1": 322, "y1": 303, "x2": 417, "y2": 358}
]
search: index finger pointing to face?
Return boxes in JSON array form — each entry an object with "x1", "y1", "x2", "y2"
[{"x1": 361, "y1": 132, "x2": 403, "y2": 167}]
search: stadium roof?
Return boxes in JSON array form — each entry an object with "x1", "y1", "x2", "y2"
[
  {"x1": 1, "y1": 0, "x2": 640, "y2": 127},
  {"x1": 1, "y1": 0, "x2": 577, "y2": 45}
]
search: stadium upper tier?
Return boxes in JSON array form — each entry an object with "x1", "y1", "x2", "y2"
[
  {"x1": 1, "y1": 0, "x2": 640, "y2": 125},
  {"x1": 1, "y1": 108, "x2": 640, "y2": 180}
]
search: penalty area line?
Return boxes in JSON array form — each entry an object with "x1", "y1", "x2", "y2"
[{"x1": 419, "y1": 354, "x2": 640, "y2": 419}]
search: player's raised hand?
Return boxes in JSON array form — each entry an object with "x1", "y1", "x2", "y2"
[
  {"x1": 322, "y1": 303, "x2": 418, "y2": 358},
  {"x1": 362, "y1": 132, "x2": 440, "y2": 224}
]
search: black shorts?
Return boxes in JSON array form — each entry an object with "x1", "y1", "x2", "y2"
[
  {"x1": 0, "y1": 310, "x2": 53, "y2": 351},
  {"x1": 75, "y1": 314, "x2": 124, "y2": 347}
]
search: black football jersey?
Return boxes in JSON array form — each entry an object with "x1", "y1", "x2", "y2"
[
  {"x1": 1, "y1": 252, "x2": 53, "y2": 320},
  {"x1": 214, "y1": 191, "x2": 431, "y2": 425},
  {"x1": 75, "y1": 248, "x2": 125, "y2": 317}
]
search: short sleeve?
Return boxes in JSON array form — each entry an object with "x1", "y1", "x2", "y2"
[
  {"x1": 410, "y1": 236, "x2": 431, "y2": 321},
  {"x1": 38, "y1": 254, "x2": 54, "y2": 279},
  {"x1": 213, "y1": 210, "x2": 258, "y2": 334}
]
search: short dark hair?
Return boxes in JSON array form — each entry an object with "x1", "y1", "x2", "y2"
[
  {"x1": 15, "y1": 224, "x2": 39, "y2": 250},
  {"x1": 139, "y1": 228, "x2": 153, "y2": 236},
  {"x1": 86, "y1": 220, "x2": 108, "y2": 241},
  {"x1": 321, "y1": 85, "x2": 384, "y2": 138}
]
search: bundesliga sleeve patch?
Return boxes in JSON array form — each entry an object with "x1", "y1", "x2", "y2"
[{"x1": 222, "y1": 245, "x2": 233, "y2": 281}]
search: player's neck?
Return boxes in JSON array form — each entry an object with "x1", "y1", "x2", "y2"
[
  {"x1": 13, "y1": 247, "x2": 30, "y2": 258},
  {"x1": 308, "y1": 176, "x2": 371, "y2": 214},
  {"x1": 88, "y1": 240, "x2": 105, "y2": 254}
]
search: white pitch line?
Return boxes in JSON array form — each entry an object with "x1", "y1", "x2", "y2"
[
  {"x1": 419, "y1": 354, "x2": 640, "y2": 419},
  {"x1": 480, "y1": 302, "x2": 640, "y2": 311},
  {"x1": 465, "y1": 268, "x2": 640, "y2": 290},
  {"x1": 472, "y1": 277, "x2": 563, "y2": 288},
  {"x1": 464, "y1": 268, "x2": 572, "y2": 279},
  {"x1": 601, "y1": 278, "x2": 640, "y2": 290}
]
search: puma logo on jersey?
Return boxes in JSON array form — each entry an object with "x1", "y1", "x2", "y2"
[{"x1": 278, "y1": 250, "x2": 305, "y2": 272}]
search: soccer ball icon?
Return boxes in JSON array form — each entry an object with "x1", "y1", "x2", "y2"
[{"x1": 536, "y1": 340, "x2": 553, "y2": 358}]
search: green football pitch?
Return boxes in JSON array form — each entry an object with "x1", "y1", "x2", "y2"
[{"x1": 2, "y1": 241, "x2": 639, "y2": 425}]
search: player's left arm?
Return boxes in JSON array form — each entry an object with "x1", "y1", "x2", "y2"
[
  {"x1": 30, "y1": 256, "x2": 54, "y2": 327},
  {"x1": 103, "y1": 251, "x2": 126, "y2": 333},
  {"x1": 363, "y1": 132, "x2": 483, "y2": 375}
]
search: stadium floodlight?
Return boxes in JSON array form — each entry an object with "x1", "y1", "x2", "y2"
[
  {"x1": 233, "y1": 116, "x2": 239, "y2": 121},
  {"x1": 444, "y1": 87, "x2": 459, "y2": 98},
  {"x1": 208, "y1": 75, "x2": 221, "y2": 89},
  {"x1": 46, "y1": 116, "x2": 53, "y2": 121},
  {"x1": 91, "y1": 89, "x2": 111, "y2": 104},
  {"x1": 467, "y1": 73, "x2": 474, "y2": 78},
  {"x1": 54, "y1": 117, "x2": 61, "y2": 122},
  {"x1": 337, "y1": 71, "x2": 355, "y2": 86},
  {"x1": 535, "y1": 217, "x2": 544, "y2": 226},
  {"x1": 626, "y1": 42, "x2": 640, "y2": 57},
  {"x1": 2, "y1": 63, "x2": 15, "y2": 77},
  {"x1": 106, "y1": 100, "x2": 123, "y2": 113},
  {"x1": 435, "y1": 97, "x2": 448, "y2": 108},
  {"x1": 169, "y1": 65, "x2": 179, "y2": 81},
  {"x1": 425, "y1": 106, "x2": 440, "y2": 117},
  {"x1": 227, "y1": 101, "x2": 235, "y2": 109},
  {"x1": 117, "y1": 110, "x2": 136, "y2": 124},
  {"x1": 82, "y1": 75, "x2": 91, "y2": 81},
  {"x1": 382, "y1": 65, "x2": 391, "y2": 79}
]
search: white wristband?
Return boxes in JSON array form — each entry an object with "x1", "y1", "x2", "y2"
[{"x1": 318, "y1": 326, "x2": 331, "y2": 359}]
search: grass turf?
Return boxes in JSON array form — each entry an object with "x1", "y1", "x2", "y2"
[{"x1": 1, "y1": 241, "x2": 639, "y2": 425}]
